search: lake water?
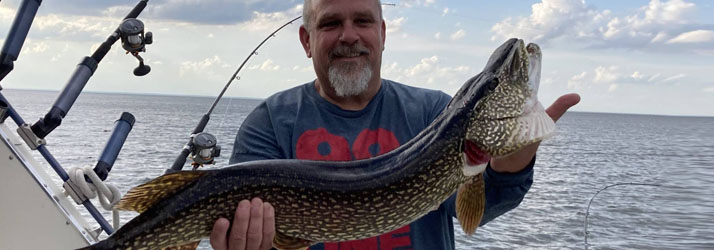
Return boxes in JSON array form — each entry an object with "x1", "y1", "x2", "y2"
[{"x1": 3, "y1": 89, "x2": 713, "y2": 249}]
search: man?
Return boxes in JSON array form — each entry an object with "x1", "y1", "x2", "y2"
[{"x1": 210, "y1": 0, "x2": 580, "y2": 249}]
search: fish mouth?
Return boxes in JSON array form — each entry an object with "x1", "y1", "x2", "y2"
[
  {"x1": 462, "y1": 140, "x2": 490, "y2": 176},
  {"x1": 460, "y1": 38, "x2": 554, "y2": 158},
  {"x1": 464, "y1": 140, "x2": 491, "y2": 165}
]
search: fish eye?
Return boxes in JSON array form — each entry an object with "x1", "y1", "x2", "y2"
[{"x1": 487, "y1": 78, "x2": 499, "y2": 91}]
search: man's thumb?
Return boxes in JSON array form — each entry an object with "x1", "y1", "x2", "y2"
[{"x1": 546, "y1": 93, "x2": 581, "y2": 122}]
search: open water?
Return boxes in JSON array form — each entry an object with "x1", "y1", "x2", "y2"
[{"x1": 3, "y1": 89, "x2": 713, "y2": 249}]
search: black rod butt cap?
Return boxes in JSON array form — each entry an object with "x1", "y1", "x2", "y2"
[{"x1": 118, "y1": 112, "x2": 135, "y2": 128}]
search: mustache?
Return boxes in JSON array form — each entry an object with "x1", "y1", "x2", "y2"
[{"x1": 329, "y1": 43, "x2": 370, "y2": 60}]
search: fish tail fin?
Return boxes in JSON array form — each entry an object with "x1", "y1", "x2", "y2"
[{"x1": 456, "y1": 173, "x2": 486, "y2": 235}]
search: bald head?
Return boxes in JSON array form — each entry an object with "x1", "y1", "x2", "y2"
[{"x1": 302, "y1": 0, "x2": 383, "y2": 31}]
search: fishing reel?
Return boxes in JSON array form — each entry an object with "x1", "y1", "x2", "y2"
[
  {"x1": 189, "y1": 132, "x2": 221, "y2": 169},
  {"x1": 119, "y1": 18, "x2": 153, "y2": 76}
]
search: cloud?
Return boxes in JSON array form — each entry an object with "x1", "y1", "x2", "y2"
[
  {"x1": 386, "y1": 17, "x2": 407, "y2": 34},
  {"x1": 666, "y1": 30, "x2": 714, "y2": 44},
  {"x1": 383, "y1": 56, "x2": 471, "y2": 86},
  {"x1": 31, "y1": 14, "x2": 117, "y2": 40},
  {"x1": 490, "y1": 0, "x2": 713, "y2": 53},
  {"x1": 179, "y1": 55, "x2": 230, "y2": 76},
  {"x1": 704, "y1": 86, "x2": 714, "y2": 93},
  {"x1": 20, "y1": 41, "x2": 49, "y2": 55},
  {"x1": 292, "y1": 65, "x2": 312, "y2": 72},
  {"x1": 442, "y1": 7, "x2": 450, "y2": 16},
  {"x1": 3, "y1": 0, "x2": 300, "y2": 25},
  {"x1": 238, "y1": 5, "x2": 303, "y2": 32},
  {"x1": 399, "y1": 0, "x2": 438, "y2": 8},
  {"x1": 491, "y1": 0, "x2": 594, "y2": 43},
  {"x1": 434, "y1": 32, "x2": 441, "y2": 40},
  {"x1": 661, "y1": 74, "x2": 686, "y2": 82},
  {"x1": 248, "y1": 59, "x2": 280, "y2": 71},
  {"x1": 1, "y1": 6, "x2": 15, "y2": 23},
  {"x1": 593, "y1": 66, "x2": 619, "y2": 83},
  {"x1": 567, "y1": 65, "x2": 688, "y2": 90},
  {"x1": 450, "y1": 29, "x2": 466, "y2": 40},
  {"x1": 567, "y1": 71, "x2": 588, "y2": 89}
]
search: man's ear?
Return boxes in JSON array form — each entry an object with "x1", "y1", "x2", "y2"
[
  {"x1": 381, "y1": 19, "x2": 386, "y2": 51},
  {"x1": 299, "y1": 25, "x2": 312, "y2": 58}
]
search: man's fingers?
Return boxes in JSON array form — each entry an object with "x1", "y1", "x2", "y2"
[
  {"x1": 210, "y1": 218, "x2": 231, "y2": 250},
  {"x1": 261, "y1": 202, "x2": 276, "y2": 250},
  {"x1": 545, "y1": 93, "x2": 580, "y2": 122},
  {"x1": 245, "y1": 198, "x2": 265, "y2": 250},
  {"x1": 229, "y1": 199, "x2": 252, "y2": 250}
]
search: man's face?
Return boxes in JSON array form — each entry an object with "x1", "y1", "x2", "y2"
[{"x1": 301, "y1": 0, "x2": 386, "y2": 97}]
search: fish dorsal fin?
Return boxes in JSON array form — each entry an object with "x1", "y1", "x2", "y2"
[
  {"x1": 116, "y1": 171, "x2": 207, "y2": 213},
  {"x1": 456, "y1": 173, "x2": 486, "y2": 235}
]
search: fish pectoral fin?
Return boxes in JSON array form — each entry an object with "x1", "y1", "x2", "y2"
[
  {"x1": 273, "y1": 231, "x2": 313, "y2": 250},
  {"x1": 513, "y1": 101, "x2": 555, "y2": 146},
  {"x1": 116, "y1": 171, "x2": 208, "y2": 213},
  {"x1": 161, "y1": 240, "x2": 201, "y2": 250},
  {"x1": 456, "y1": 173, "x2": 486, "y2": 235}
]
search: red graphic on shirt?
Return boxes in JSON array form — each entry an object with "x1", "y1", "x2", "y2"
[
  {"x1": 352, "y1": 128, "x2": 400, "y2": 160},
  {"x1": 296, "y1": 128, "x2": 351, "y2": 161},
  {"x1": 296, "y1": 128, "x2": 413, "y2": 250},
  {"x1": 322, "y1": 225, "x2": 412, "y2": 250}
]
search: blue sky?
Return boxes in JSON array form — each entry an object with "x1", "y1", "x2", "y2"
[{"x1": 1, "y1": 0, "x2": 713, "y2": 116}]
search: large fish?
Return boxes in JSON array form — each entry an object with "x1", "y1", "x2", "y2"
[{"x1": 80, "y1": 38, "x2": 555, "y2": 250}]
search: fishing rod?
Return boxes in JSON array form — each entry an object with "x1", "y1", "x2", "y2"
[
  {"x1": 166, "y1": 15, "x2": 303, "y2": 174},
  {"x1": 0, "y1": 0, "x2": 153, "y2": 235},
  {"x1": 583, "y1": 182, "x2": 664, "y2": 249}
]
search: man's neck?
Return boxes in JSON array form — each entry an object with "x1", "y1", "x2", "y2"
[{"x1": 314, "y1": 78, "x2": 382, "y2": 111}]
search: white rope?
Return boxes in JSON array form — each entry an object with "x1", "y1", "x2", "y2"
[{"x1": 68, "y1": 165, "x2": 123, "y2": 229}]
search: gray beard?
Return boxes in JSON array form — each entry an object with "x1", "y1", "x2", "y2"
[{"x1": 328, "y1": 62, "x2": 372, "y2": 97}]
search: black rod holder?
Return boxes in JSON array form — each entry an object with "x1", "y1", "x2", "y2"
[
  {"x1": 93, "y1": 112, "x2": 135, "y2": 181},
  {"x1": 0, "y1": 0, "x2": 43, "y2": 85}
]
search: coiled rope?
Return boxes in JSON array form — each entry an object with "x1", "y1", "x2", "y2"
[{"x1": 68, "y1": 165, "x2": 122, "y2": 229}]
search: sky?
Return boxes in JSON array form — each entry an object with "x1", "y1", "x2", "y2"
[{"x1": 1, "y1": 0, "x2": 713, "y2": 116}]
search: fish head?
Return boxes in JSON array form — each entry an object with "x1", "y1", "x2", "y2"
[{"x1": 452, "y1": 38, "x2": 554, "y2": 174}]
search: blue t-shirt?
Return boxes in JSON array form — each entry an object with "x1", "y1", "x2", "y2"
[{"x1": 230, "y1": 79, "x2": 534, "y2": 250}]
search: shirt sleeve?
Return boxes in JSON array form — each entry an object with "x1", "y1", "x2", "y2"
[
  {"x1": 229, "y1": 101, "x2": 284, "y2": 164},
  {"x1": 444, "y1": 156, "x2": 535, "y2": 226}
]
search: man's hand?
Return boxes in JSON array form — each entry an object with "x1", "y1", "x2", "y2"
[
  {"x1": 489, "y1": 93, "x2": 581, "y2": 173},
  {"x1": 210, "y1": 198, "x2": 276, "y2": 250}
]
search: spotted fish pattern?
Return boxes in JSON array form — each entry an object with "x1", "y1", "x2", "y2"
[{"x1": 79, "y1": 38, "x2": 554, "y2": 250}]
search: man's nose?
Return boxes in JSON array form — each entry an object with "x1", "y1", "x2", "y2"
[{"x1": 339, "y1": 22, "x2": 359, "y2": 45}]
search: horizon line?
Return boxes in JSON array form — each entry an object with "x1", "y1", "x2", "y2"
[{"x1": 3, "y1": 87, "x2": 713, "y2": 119}]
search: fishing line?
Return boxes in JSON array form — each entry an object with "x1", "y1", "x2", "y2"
[
  {"x1": 215, "y1": 91, "x2": 234, "y2": 139},
  {"x1": 583, "y1": 182, "x2": 667, "y2": 250},
  {"x1": 208, "y1": 15, "x2": 302, "y2": 117},
  {"x1": 167, "y1": 16, "x2": 302, "y2": 172},
  {"x1": 215, "y1": 16, "x2": 302, "y2": 145}
]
